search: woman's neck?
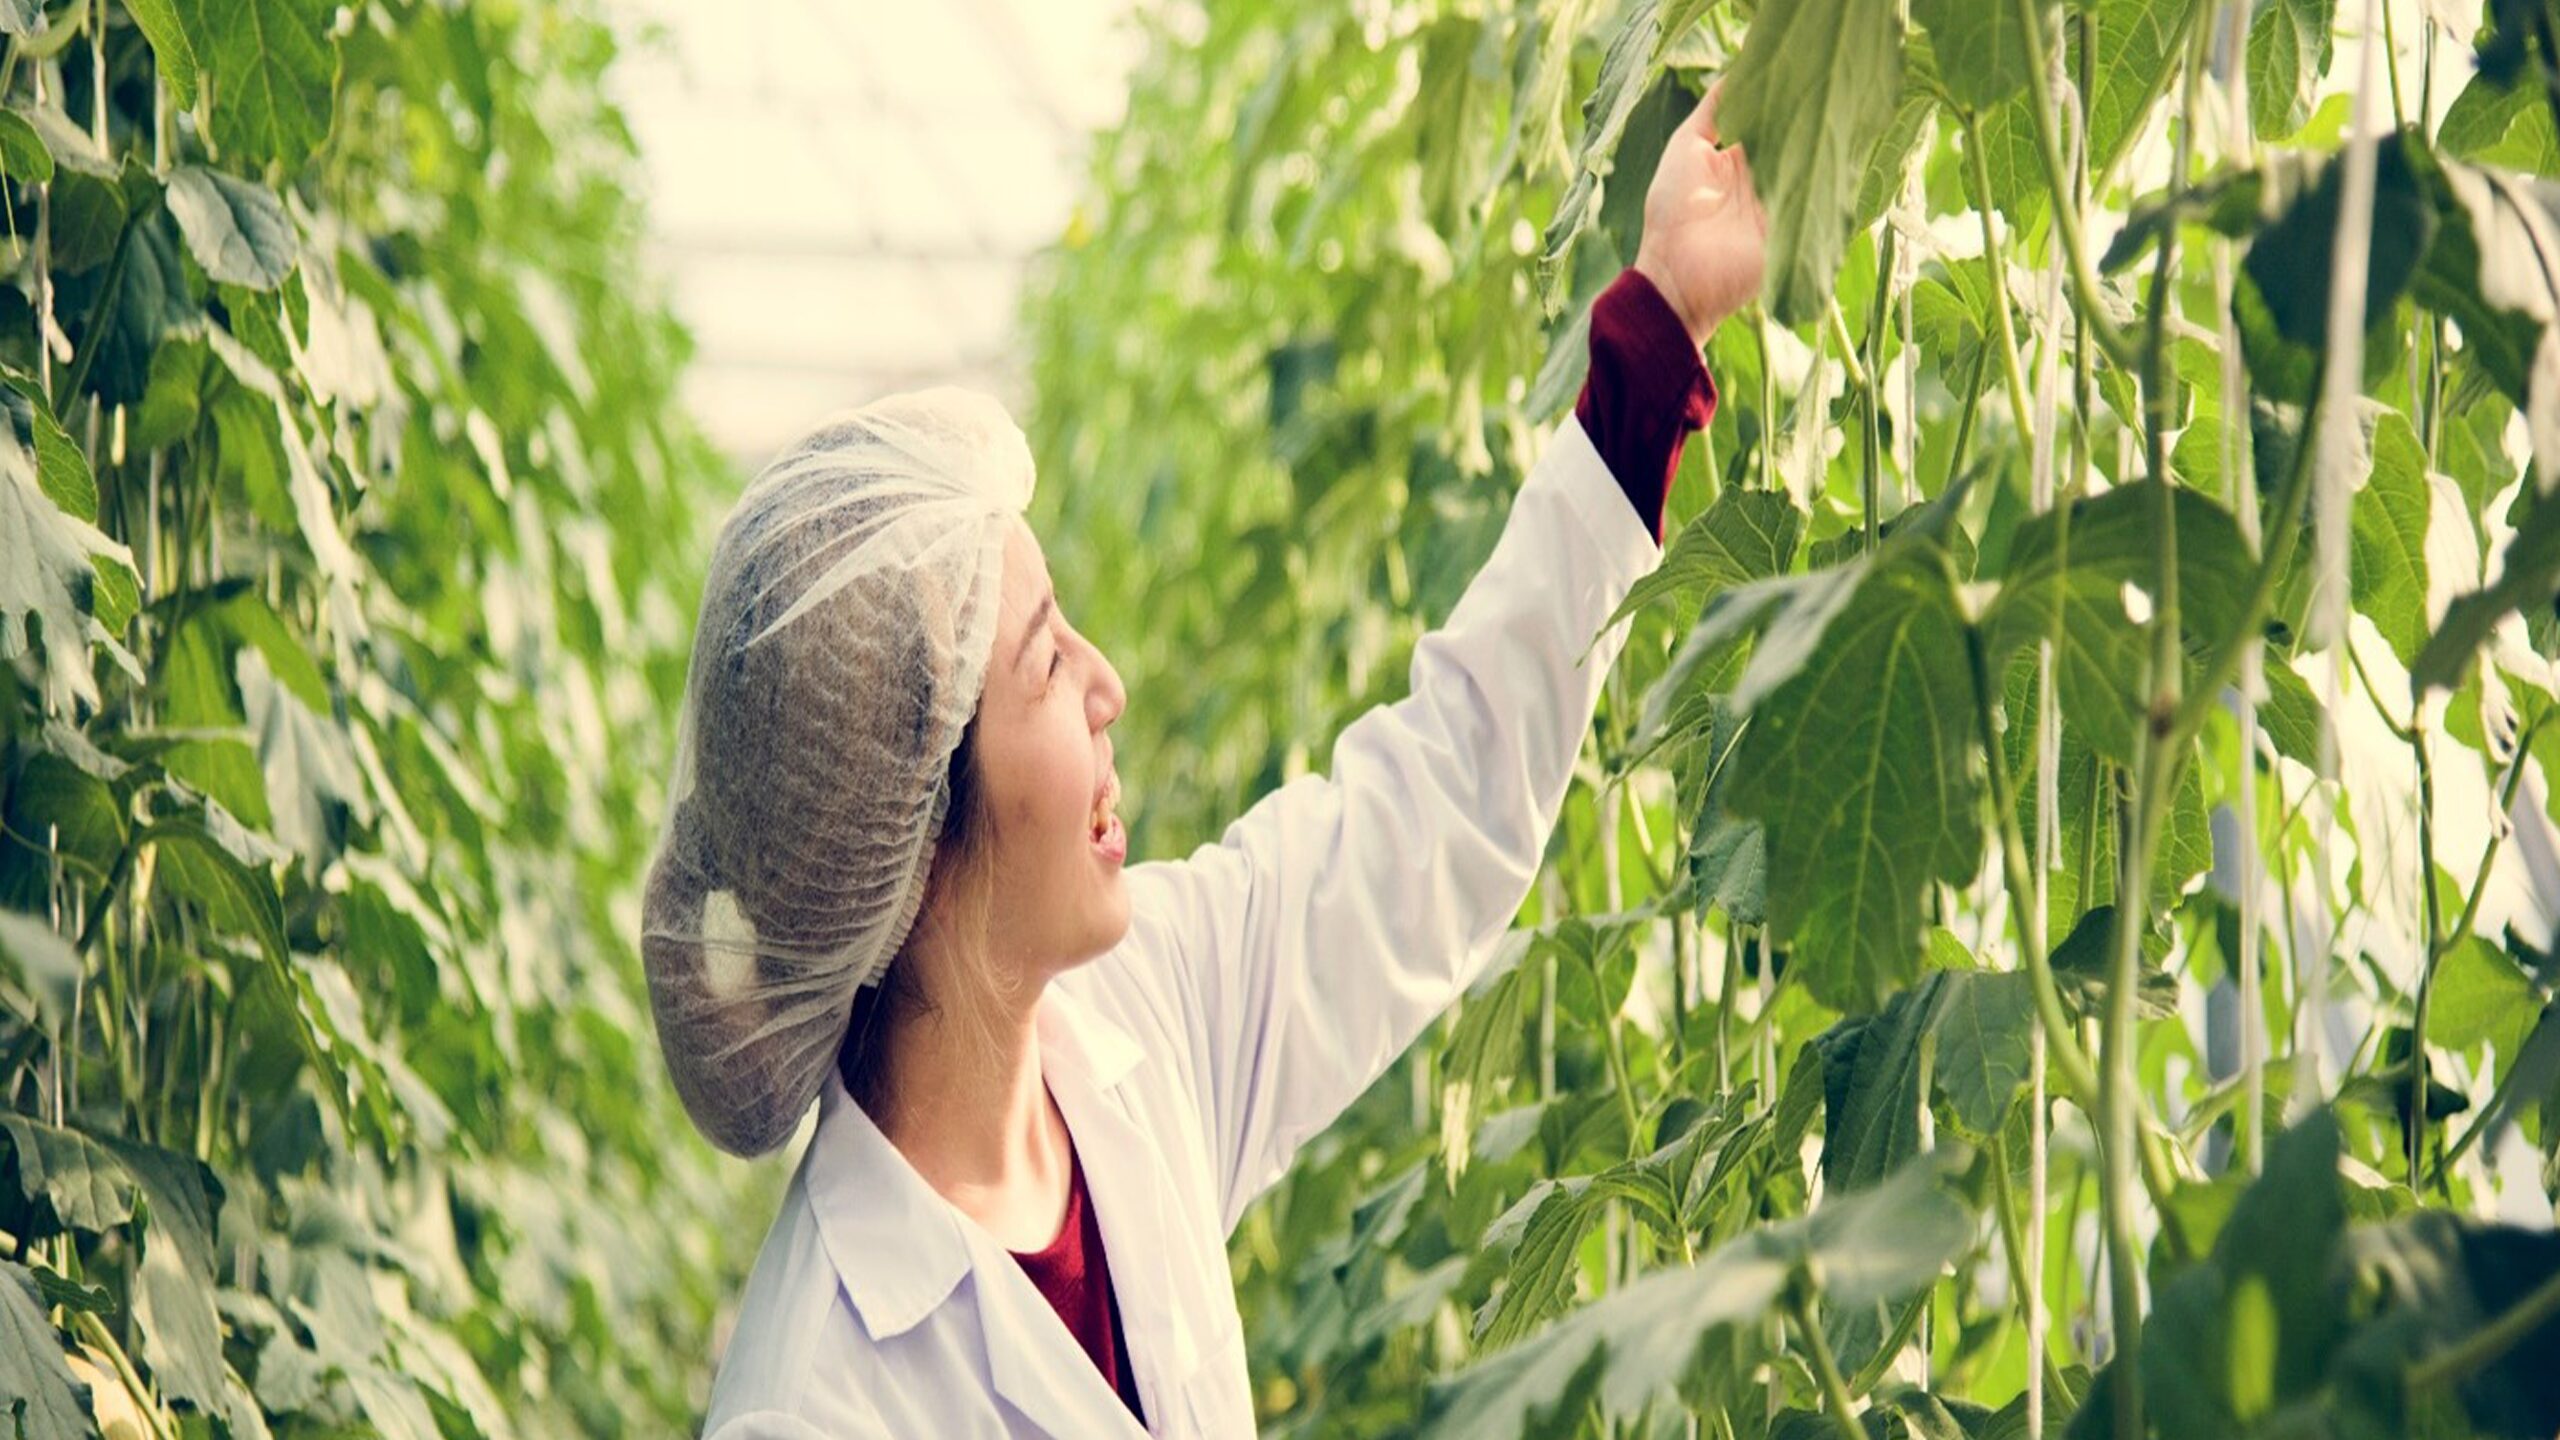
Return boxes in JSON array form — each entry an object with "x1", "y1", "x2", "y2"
[{"x1": 872, "y1": 978, "x2": 1073, "y2": 1249}]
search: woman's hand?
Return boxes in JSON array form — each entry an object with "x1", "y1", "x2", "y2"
[{"x1": 1631, "y1": 80, "x2": 1767, "y2": 349}]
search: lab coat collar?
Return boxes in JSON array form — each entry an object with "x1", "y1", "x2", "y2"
[{"x1": 801, "y1": 983, "x2": 1148, "y2": 1343}]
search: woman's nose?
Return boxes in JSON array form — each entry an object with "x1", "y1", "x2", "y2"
[{"x1": 1089, "y1": 644, "x2": 1126, "y2": 729}]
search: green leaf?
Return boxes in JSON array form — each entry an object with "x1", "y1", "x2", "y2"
[
  {"x1": 1731, "y1": 557, "x2": 1983, "y2": 1012},
  {"x1": 1540, "y1": 0, "x2": 1669, "y2": 304},
  {"x1": 2440, "y1": 72, "x2": 2560, "y2": 176},
  {"x1": 0, "y1": 1116, "x2": 137, "y2": 1235},
  {"x1": 1819, "y1": 976, "x2": 1938, "y2": 1191},
  {"x1": 187, "y1": 0, "x2": 339, "y2": 173},
  {"x1": 1914, "y1": 0, "x2": 2051, "y2": 112},
  {"x1": 0, "y1": 431, "x2": 134, "y2": 711},
  {"x1": 0, "y1": 1257, "x2": 88, "y2": 1440},
  {"x1": 1608, "y1": 488, "x2": 1806, "y2": 628},
  {"x1": 2259, "y1": 659, "x2": 2334, "y2": 772},
  {"x1": 0, "y1": 106, "x2": 52, "y2": 183},
  {"x1": 1421, "y1": 1152, "x2": 1973, "y2": 1439},
  {"x1": 2218, "y1": 1111, "x2": 2347, "y2": 1404},
  {"x1": 69, "y1": 210, "x2": 193, "y2": 407},
  {"x1": 1440, "y1": 955, "x2": 1534, "y2": 1178},
  {"x1": 2242, "y1": 132, "x2": 2435, "y2": 350},
  {"x1": 2426, "y1": 936, "x2": 2536, "y2": 1052},
  {"x1": 139, "y1": 809, "x2": 287, "y2": 965},
  {"x1": 1931, "y1": 968, "x2": 2037, "y2": 1140},
  {"x1": 47, "y1": 165, "x2": 130, "y2": 275},
  {"x1": 164, "y1": 165, "x2": 296, "y2": 288},
  {"x1": 1718, "y1": 0, "x2": 1905, "y2": 323},
  {"x1": 0, "y1": 907, "x2": 79, "y2": 1028},
  {"x1": 2247, "y1": 0, "x2": 2336, "y2": 141},
  {"x1": 2413, "y1": 487, "x2": 2560, "y2": 693},
  {"x1": 1984, "y1": 481, "x2": 2258, "y2": 765},
  {"x1": 2349, "y1": 408, "x2": 2432, "y2": 666},
  {"x1": 126, "y1": 0, "x2": 202, "y2": 109},
  {"x1": 0, "y1": 372, "x2": 99, "y2": 523},
  {"x1": 0, "y1": 0, "x2": 37, "y2": 35}
]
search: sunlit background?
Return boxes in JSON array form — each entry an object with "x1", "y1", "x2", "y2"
[{"x1": 609, "y1": 0, "x2": 1142, "y2": 465}]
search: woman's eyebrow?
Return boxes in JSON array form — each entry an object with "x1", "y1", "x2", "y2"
[{"x1": 1012, "y1": 592, "x2": 1056, "y2": 674}]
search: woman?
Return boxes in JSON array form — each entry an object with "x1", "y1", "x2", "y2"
[{"x1": 642, "y1": 83, "x2": 1766, "y2": 1439}]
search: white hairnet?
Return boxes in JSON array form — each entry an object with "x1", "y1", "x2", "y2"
[{"x1": 641, "y1": 388, "x2": 1035, "y2": 1157}]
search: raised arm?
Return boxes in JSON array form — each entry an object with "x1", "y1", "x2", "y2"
[{"x1": 1092, "y1": 86, "x2": 1764, "y2": 1233}]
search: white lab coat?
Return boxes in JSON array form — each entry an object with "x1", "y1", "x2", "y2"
[{"x1": 701, "y1": 414, "x2": 1659, "y2": 1438}]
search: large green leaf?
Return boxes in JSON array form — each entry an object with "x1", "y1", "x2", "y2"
[
  {"x1": 186, "y1": 0, "x2": 338, "y2": 172},
  {"x1": 1731, "y1": 557, "x2": 1982, "y2": 1012},
  {"x1": 1718, "y1": 0, "x2": 1905, "y2": 323}
]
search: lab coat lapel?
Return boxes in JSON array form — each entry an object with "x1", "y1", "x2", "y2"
[
  {"x1": 1038, "y1": 985, "x2": 1199, "y2": 1434},
  {"x1": 964, "y1": 1218, "x2": 1151, "y2": 1438}
]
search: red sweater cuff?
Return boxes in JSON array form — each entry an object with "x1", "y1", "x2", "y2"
[{"x1": 1572, "y1": 268, "x2": 1718, "y2": 544}]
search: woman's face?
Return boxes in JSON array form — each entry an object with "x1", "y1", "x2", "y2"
[{"x1": 962, "y1": 519, "x2": 1131, "y2": 979}]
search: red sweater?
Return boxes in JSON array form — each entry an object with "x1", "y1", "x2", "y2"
[
  {"x1": 1010, "y1": 266, "x2": 1715, "y2": 1419},
  {"x1": 1008, "y1": 1144, "x2": 1146, "y2": 1423}
]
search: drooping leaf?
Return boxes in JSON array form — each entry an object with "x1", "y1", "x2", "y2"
[
  {"x1": 1718, "y1": 0, "x2": 1905, "y2": 323},
  {"x1": 0, "y1": 428, "x2": 133, "y2": 710},
  {"x1": 2242, "y1": 132, "x2": 2436, "y2": 349},
  {"x1": 1540, "y1": 0, "x2": 1670, "y2": 305},
  {"x1": 1731, "y1": 557, "x2": 1982, "y2": 1012}
]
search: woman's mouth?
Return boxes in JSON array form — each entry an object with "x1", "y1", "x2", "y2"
[{"x1": 1089, "y1": 771, "x2": 1126, "y2": 865}]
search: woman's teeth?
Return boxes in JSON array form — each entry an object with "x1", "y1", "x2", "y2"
[{"x1": 1090, "y1": 773, "x2": 1120, "y2": 839}]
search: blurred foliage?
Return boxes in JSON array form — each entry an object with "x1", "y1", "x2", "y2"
[{"x1": 0, "y1": 0, "x2": 760, "y2": 1434}]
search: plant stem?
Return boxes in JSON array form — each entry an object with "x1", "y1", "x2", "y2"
[
  {"x1": 2011, "y1": 0, "x2": 2138, "y2": 372},
  {"x1": 2407, "y1": 711, "x2": 2443, "y2": 1192},
  {"x1": 1965, "y1": 618, "x2": 2100, "y2": 1103},
  {"x1": 1991, "y1": 1132, "x2": 2075, "y2": 1401},
  {"x1": 1788, "y1": 1286, "x2": 1867, "y2": 1440},
  {"x1": 1960, "y1": 114, "x2": 2042, "y2": 448}
]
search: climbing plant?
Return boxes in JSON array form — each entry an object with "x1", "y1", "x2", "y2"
[
  {"x1": 0, "y1": 0, "x2": 754, "y2": 1435},
  {"x1": 1027, "y1": 0, "x2": 2560, "y2": 1435}
]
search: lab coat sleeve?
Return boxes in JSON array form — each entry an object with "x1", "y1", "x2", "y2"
[{"x1": 1114, "y1": 414, "x2": 1661, "y2": 1234}]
